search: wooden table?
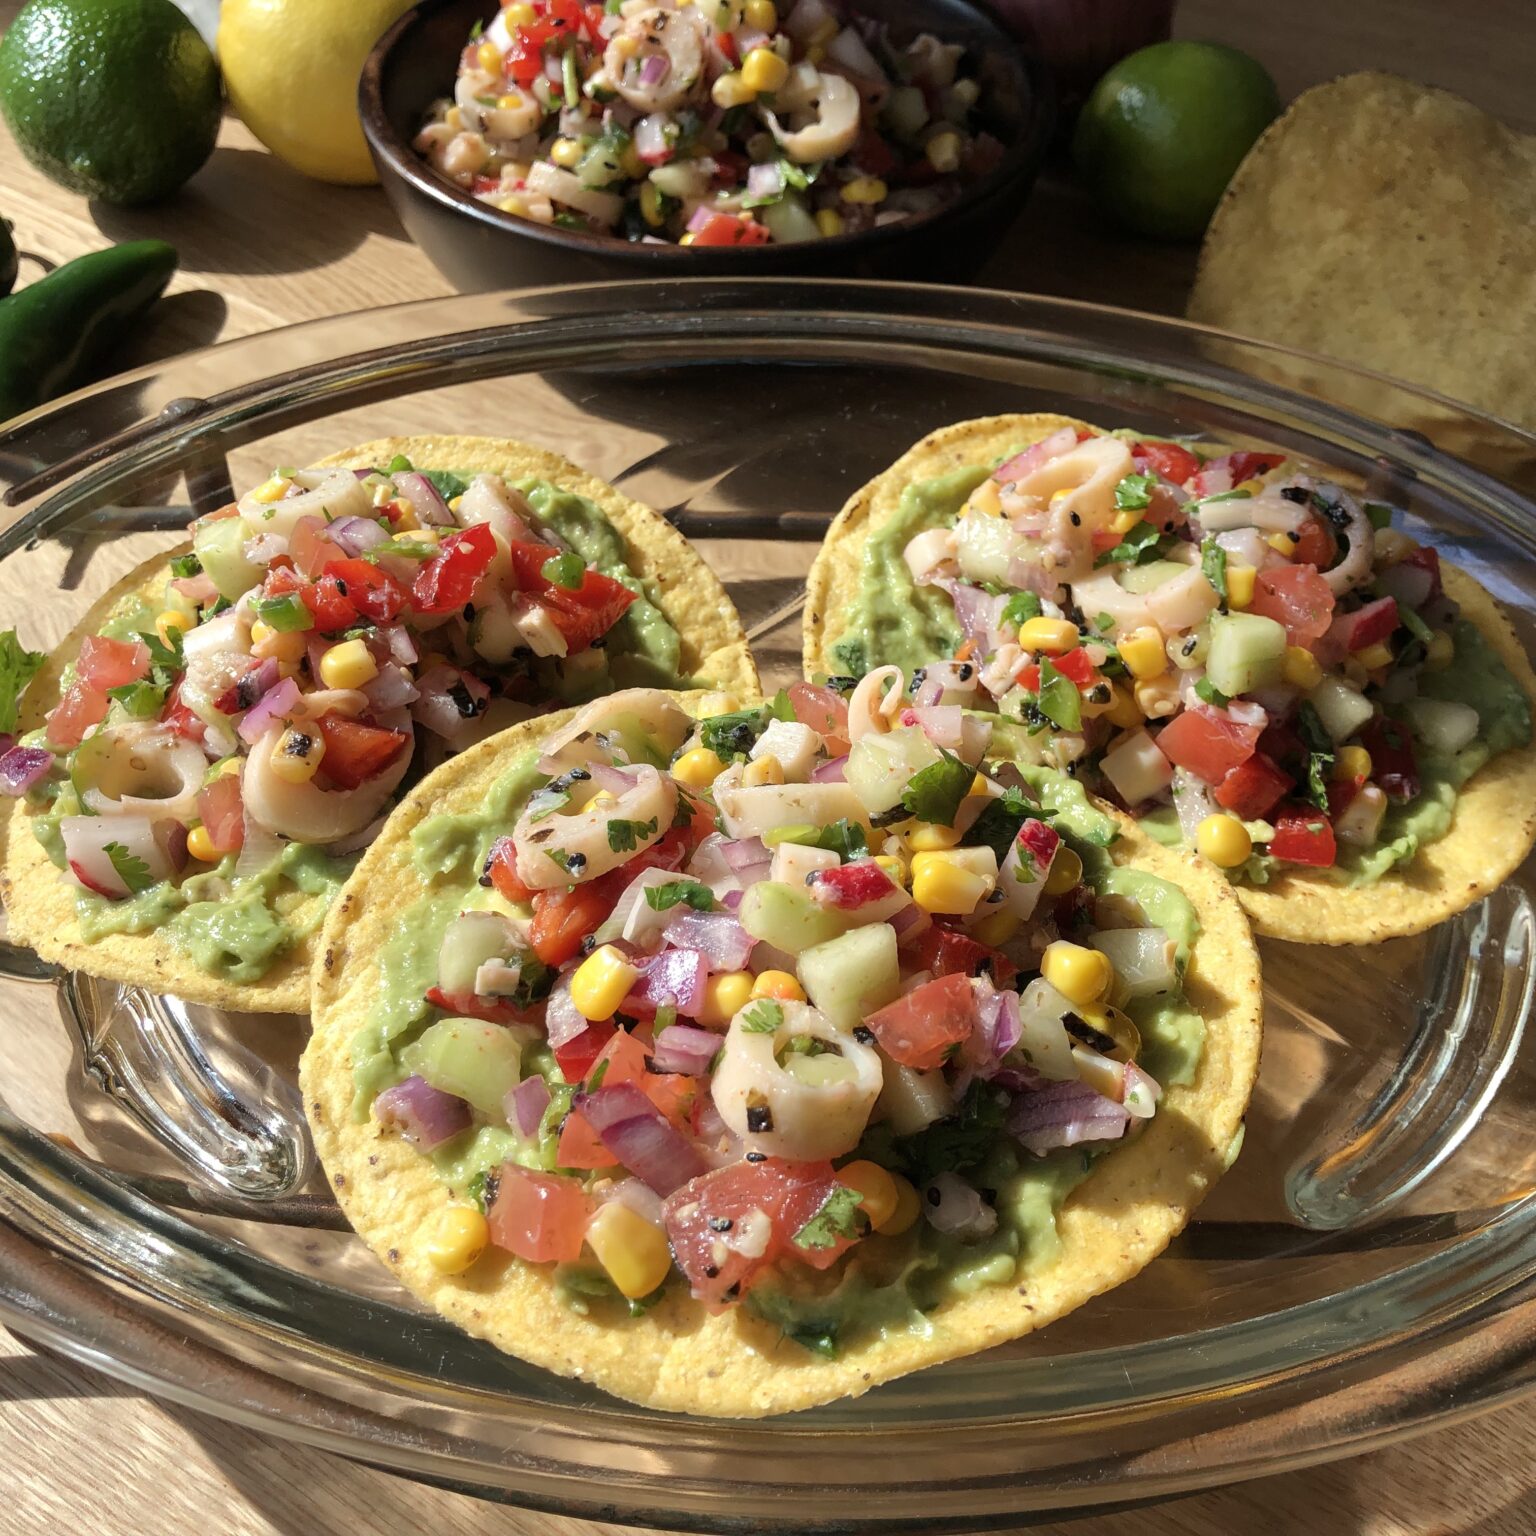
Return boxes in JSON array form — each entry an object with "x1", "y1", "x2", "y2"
[{"x1": 1, "y1": 1, "x2": 1532, "y2": 1531}]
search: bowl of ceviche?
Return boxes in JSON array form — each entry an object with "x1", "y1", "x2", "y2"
[{"x1": 359, "y1": 0, "x2": 1052, "y2": 288}]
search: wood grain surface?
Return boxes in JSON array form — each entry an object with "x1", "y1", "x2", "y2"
[{"x1": 2, "y1": 0, "x2": 1534, "y2": 1530}]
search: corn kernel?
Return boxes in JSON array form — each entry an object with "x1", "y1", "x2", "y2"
[
  {"x1": 318, "y1": 638, "x2": 379, "y2": 690},
  {"x1": 211, "y1": 757, "x2": 241, "y2": 779},
  {"x1": 611, "y1": 31, "x2": 640, "y2": 59},
  {"x1": 673, "y1": 746, "x2": 727, "y2": 788},
  {"x1": 908, "y1": 822, "x2": 960, "y2": 852},
  {"x1": 742, "y1": 753, "x2": 784, "y2": 787},
  {"x1": 1266, "y1": 531, "x2": 1298, "y2": 559},
  {"x1": 1195, "y1": 813, "x2": 1252, "y2": 869},
  {"x1": 740, "y1": 46, "x2": 789, "y2": 94},
  {"x1": 881, "y1": 1174, "x2": 921, "y2": 1235},
  {"x1": 639, "y1": 181, "x2": 665, "y2": 227},
  {"x1": 585, "y1": 1201, "x2": 672, "y2": 1299},
  {"x1": 476, "y1": 40, "x2": 502, "y2": 72},
  {"x1": 1041, "y1": 940, "x2": 1113, "y2": 1007},
  {"x1": 1043, "y1": 845, "x2": 1083, "y2": 897},
  {"x1": 925, "y1": 129, "x2": 960, "y2": 173},
  {"x1": 1334, "y1": 745, "x2": 1372, "y2": 781},
  {"x1": 1134, "y1": 675, "x2": 1181, "y2": 719},
  {"x1": 711, "y1": 71, "x2": 756, "y2": 108},
  {"x1": 841, "y1": 176, "x2": 888, "y2": 205},
  {"x1": 873, "y1": 853, "x2": 908, "y2": 888},
  {"x1": 1226, "y1": 564, "x2": 1257, "y2": 610},
  {"x1": 445, "y1": 106, "x2": 464, "y2": 132},
  {"x1": 1118, "y1": 626, "x2": 1166, "y2": 681},
  {"x1": 269, "y1": 725, "x2": 325, "y2": 784},
  {"x1": 1283, "y1": 645, "x2": 1323, "y2": 690},
  {"x1": 1111, "y1": 508, "x2": 1142, "y2": 535},
  {"x1": 186, "y1": 825, "x2": 217, "y2": 862},
  {"x1": 505, "y1": 0, "x2": 536, "y2": 23},
  {"x1": 1017, "y1": 617, "x2": 1080, "y2": 655},
  {"x1": 571, "y1": 945, "x2": 641, "y2": 1021},
  {"x1": 911, "y1": 848, "x2": 996, "y2": 915},
  {"x1": 154, "y1": 609, "x2": 191, "y2": 649},
  {"x1": 1425, "y1": 630, "x2": 1455, "y2": 671},
  {"x1": 971, "y1": 907, "x2": 1020, "y2": 947},
  {"x1": 619, "y1": 142, "x2": 646, "y2": 177},
  {"x1": 751, "y1": 969, "x2": 805, "y2": 1002},
  {"x1": 743, "y1": 0, "x2": 777, "y2": 28},
  {"x1": 679, "y1": 232, "x2": 696, "y2": 246},
  {"x1": 550, "y1": 136, "x2": 583, "y2": 169},
  {"x1": 425, "y1": 1205, "x2": 489, "y2": 1275},
  {"x1": 1356, "y1": 641, "x2": 1394, "y2": 669},
  {"x1": 250, "y1": 621, "x2": 307, "y2": 664},
  {"x1": 700, "y1": 969, "x2": 755, "y2": 1026},
  {"x1": 836, "y1": 1160, "x2": 899, "y2": 1230},
  {"x1": 498, "y1": 194, "x2": 531, "y2": 216},
  {"x1": 1103, "y1": 684, "x2": 1144, "y2": 729},
  {"x1": 815, "y1": 208, "x2": 844, "y2": 238},
  {"x1": 249, "y1": 475, "x2": 289, "y2": 504}
]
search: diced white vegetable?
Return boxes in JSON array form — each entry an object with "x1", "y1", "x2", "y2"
[
  {"x1": 876, "y1": 1061, "x2": 954, "y2": 1134},
  {"x1": 954, "y1": 512, "x2": 1023, "y2": 584},
  {"x1": 1335, "y1": 784, "x2": 1388, "y2": 846},
  {"x1": 1404, "y1": 697, "x2": 1481, "y2": 756},
  {"x1": 1308, "y1": 675, "x2": 1375, "y2": 743},
  {"x1": 1089, "y1": 927, "x2": 1177, "y2": 999},
  {"x1": 770, "y1": 840, "x2": 838, "y2": 887},
  {"x1": 752, "y1": 718, "x2": 821, "y2": 781},
  {"x1": 1012, "y1": 979, "x2": 1080, "y2": 1081},
  {"x1": 1146, "y1": 566, "x2": 1222, "y2": 634},
  {"x1": 714, "y1": 773, "x2": 868, "y2": 839},
  {"x1": 1100, "y1": 728, "x2": 1174, "y2": 806}
]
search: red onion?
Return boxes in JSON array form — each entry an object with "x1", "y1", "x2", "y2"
[
  {"x1": 810, "y1": 755, "x2": 848, "y2": 783},
  {"x1": 902, "y1": 704, "x2": 964, "y2": 751},
  {"x1": 632, "y1": 947, "x2": 708, "y2": 1018},
  {"x1": 940, "y1": 580, "x2": 1004, "y2": 652},
  {"x1": 214, "y1": 656, "x2": 279, "y2": 717},
  {"x1": 961, "y1": 981, "x2": 1020, "y2": 1079},
  {"x1": 998, "y1": 426, "x2": 1078, "y2": 482},
  {"x1": 650, "y1": 1022, "x2": 722, "y2": 1075},
  {"x1": 634, "y1": 111, "x2": 673, "y2": 164},
  {"x1": 237, "y1": 676, "x2": 300, "y2": 746},
  {"x1": 638, "y1": 52, "x2": 670, "y2": 88},
  {"x1": 506, "y1": 1074, "x2": 552, "y2": 1136},
  {"x1": 392, "y1": 471, "x2": 455, "y2": 527},
  {"x1": 587, "y1": 763, "x2": 639, "y2": 795},
  {"x1": 0, "y1": 745, "x2": 53, "y2": 796},
  {"x1": 381, "y1": 625, "x2": 419, "y2": 665},
  {"x1": 242, "y1": 531, "x2": 289, "y2": 564},
  {"x1": 663, "y1": 910, "x2": 754, "y2": 971},
  {"x1": 328, "y1": 514, "x2": 390, "y2": 557},
  {"x1": 544, "y1": 974, "x2": 585, "y2": 1049},
  {"x1": 375, "y1": 1075, "x2": 471, "y2": 1149},
  {"x1": 889, "y1": 900, "x2": 931, "y2": 946},
  {"x1": 922, "y1": 1171, "x2": 998, "y2": 1239},
  {"x1": 412, "y1": 665, "x2": 489, "y2": 741},
  {"x1": 154, "y1": 818, "x2": 190, "y2": 875},
  {"x1": 686, "y1": 204, "x2": 716, "y2": 234},
  {"x1": 604, "y1": 1175, "x2": 664, "y2": 1226},
  {"x1": 1008, "y1": 1080, "x2": 1130, "y2": 1157},
  {"x1": 573, "y1": 1082, "x2": 707, "y2": 1195},
  {"x1": 746, "y1": 160, "x2": 784, "y2": 200},
  {"x1": 363, "y1": 664, "x2": 419, "y2": 712},
  {"x1": 170, "y1": 572, "x2": 220, "y2": 604},
  {"x1": 718, "y1": 835, "x2": 771, "y2": 887}
]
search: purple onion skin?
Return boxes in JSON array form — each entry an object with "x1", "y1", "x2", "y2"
[{"x1": 375, "y1": 1075, "x2": 472, "y2": 1149}]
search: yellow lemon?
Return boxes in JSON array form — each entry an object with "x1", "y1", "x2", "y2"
[{"x1": 218, "y1": 0, "x2": 414, "y2": 184}]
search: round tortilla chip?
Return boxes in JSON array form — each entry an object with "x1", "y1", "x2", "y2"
[
  {"x1": 301, "y1": 694, "x2": 1261, "y2": 1417},
  {"x1": 804, "y1": 413, "x2": 1536, "y2": 944},
  {"x1": 0, "y1": 437, "x2": 757, "y2": 1012}
]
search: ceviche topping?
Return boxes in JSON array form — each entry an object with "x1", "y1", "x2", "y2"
[
  {"x1": 356, "y1": 684, "x2": 1202, "y2": 1344},
  {"x1": 416, "y1": 0, "x2": 998, "y2": 246}
]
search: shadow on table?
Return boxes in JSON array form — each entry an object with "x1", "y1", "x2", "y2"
[{"x1": 0, "y1": 1345, "x2": 139, "y2": 1406}]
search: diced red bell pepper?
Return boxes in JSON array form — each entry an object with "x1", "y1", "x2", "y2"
[
  {"x1": 411, "y1": 523, "x2": 497, "y2": 615},
  {"x1": 1215, "y1": 752, "x2": 1294, "y2": 820},
  {"x1": 314, "y1": 713, "x2": 409, "y2": 790},
  {"x1": 808, "y1": 859, "x2": 897, "y2": 910},
  {"x1": 1017, "y1": 646, "x2": 1097, "y2": 694},
  {"x1": 552, "y1": 1020, "x2": 617, "y2": 1083},
  {"x1": 689, "y1": 212, "x2": 771, "y2": 247},
  {"x1": 1267, "y1": 804, "x2": 1337, "y2": 867},
  {"x1": 1328, "y1": 596, "x2": 1400, "y2": 654},
  {"x1": 485, "y1": 835, "x2": 534, "y2": 903},
  {"x1": 323, "y1": 558, "x2": 407, "y2": 624},
  {"x1": 1360, "y1": 716, "x2": 1419, "y2": 801},
  {"x1": 1131, "y1": 441, "x2": 1201, "y2": 485},
  {"x1": 914, "y1": 923, "x2": 1017, "y2": 988}
]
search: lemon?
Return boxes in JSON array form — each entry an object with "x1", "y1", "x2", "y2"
[
  {"x1": 1073, "y1": 41, "x2": 1280, "y2": 241},
  {"x1": 218, "y1": 0, "x2": 415, "y2": 185}
]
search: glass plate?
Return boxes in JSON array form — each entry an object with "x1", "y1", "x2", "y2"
[{"x1": 4, "y1": 281, "x2": 1536, "y2": 1531}]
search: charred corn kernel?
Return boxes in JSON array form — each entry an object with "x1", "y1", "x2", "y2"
[
  {"x1": 155, "y1": 610, "x2": 191, "y2": 648},
  {"x1": 1017, "y1": 616, "x2": 1080, "y2": 654},
  {"x1": 1226, "y1": 564, "x2": 1257, "y2": 610},
  {"x1": 639, "y1": 181, "x2": 665, "y2": 227},
  {"x1": 841, "y1": 176, "x2": 887, "y2": 205},
  {"x1": 425, "y1": 1205, "x2": 489, "y2": 1276},
  {"x1": 908, "y1": 822, "x2": 961, "y2": 852},
  {"x1": 186, "y1": 825, "x2": 217, "y2": 863},
  {"x1": 815, "y1": 208, "x2": 844, "y2": 237},
  {"x1": 882, "y1": 1173, "x2": 921, "y2": 1235},
  {"x1": 505, "y1": 0, "x2": 536, "y2": 23},
  {"x1": 570, "y1": 945, "x2": 641, "y2": 1021},
  {"x1": 550, "y1": 136, "x2": 583, "y2": 168},
  {"x1": 1425, "y1": 630, "x2": 1455, "y2": 671},
  {"x1": 270, "y1": 725, "x2": 325, "y2": 784},
  {"x1": 925, "y1": 129, "x2": 961, "y2": 173},
  {"x1": 1283, "y1": 645, "x2": 1323, "y2": 689},
  {"x1": 836, "y1": 1160, "x2": 899, "y2": 1230},
  {"x1": 911, "y1": 849, "x2": 995, "y2": 915},
  {"x1": 1134, "y1": 675, "x2": 1181, "y2": 719},
  {"x1": 1356, "y1": 641, "x2": 1393, "y2": 669},
  {"x1": 808, "y1": 14, "x2": 838, "y2": 43},
  {"x1": 1266, "y1": 531, "x2": 1298, "y2": 559},
  {"x1": 1118, "y1": 626, "x2": 1166, "y2": 681},
  {"x1": 1104, "y1": 684, "x2": 1144, "y2": 729},
  {"x1": 1041, "y1": 940, "x2": 1114, "y2": 1007},
  {"x1": 673, "y1": 746, "x2": 727, "y2": 788},
  {"x1": 476, "y1": 40, "x2": 502, "y2": 72},
  {"x1": 700, "y1": 969, "x2": 756, "y2": 1026},
  {"x1": 1043, "y1": 844, "x2": 1083, "y2": 897},
  {"x1": 743, "y1": 0, "x2": 777, "y2": 27},
  {"x1": 250, "y1": 622, "x2": 307, "y2": 664},
  {"x1": 742, "y1": 753, "x2": 784, "y2": 787},
  {"x1": 250, "y1": 475, "x2": 289, "y2": 503},
  {"x1": 1334, "y1": 745, "x2": 1372, "y2": 781},
  {"x1": 873, "y1": 853, "x2": 908, "y2": 888},
  {"x1": 585, "y1": 1202, "x2": 672, "y2": 1299},
  {"x1": 969, "y1": 773, "x2": 988, "y2": 795},
  {"x1": 444, "y1": 106, "x2": 465, "y2": 131},
  {"x1": 741, "y1": 46, "x2": 789, "y2": 93},
  {"x1": 972, "y1": 907, "x2": 1020, "y2": 947},
  {"x1": 711, "y1": 70, "x2": 756, "y2": 108},
  {"x1": 751, "y1": 969, "x2": 805, "y2": 1002},
  {"x1": 1195, "y1": 813, "x2": 1252, "y2": 869},
  {"x1": 318, "y1": 639, "x2": 378, "y2": 690},
  {"x1": 496, "y1": 93, "x2": 524, "y2": 111}
]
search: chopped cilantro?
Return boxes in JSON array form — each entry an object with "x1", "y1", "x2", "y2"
[
  {"x1": 740, "y1": 1000, "x2": 783, "y2": 1034},
  {"x1": 586, "y1": 1058, "x2": 609, "y2": 1092},
  {"x1": 103, "y1": 841, "x2": 154, "y2": 894},
  {"x1": 106, "y1": 679, "x2": 167, "y2": 718},
  {"x1": 1001, "y1": 590, "x2": 1042, "y2": 630},
  {"x1": 542, "y1": 552, "x2": 585, "y2": 590},
  {"x1": 784, "y1": 1322, "x2": 838, "y2": 1358},
  {"x1": 900, "y1": 749, "x2": 973, "y2": 827},
  {"x1": 1201, "y1": 536, "x2": 1228, "y2": 604},
  {"x1": 791, "y1": 1185, "x2": 864, "y2": 1251},
  {"x1": 385, "y1": 454, "x2": 414, "y2": 474},
  {"x1": 889, "y1": 1081, "x2": 1007, "y2": 1183},
  {"x1": 768, "y1": 687, "x2": 795, "y2": 721},
  {"x1": 1113, "y1": 472, "x2": 1158, "y2": 512},
  {"x1": 168, "y1": 552, "x2": 203, "y2": 580},
  {"x1": 699, "y1": 705, "x2": 771, "y2": 762},
  {"x1": 1094, "y1": 612, "x2": 1115, "y2": 632},
  {"x1": 1094, "y1": 520, "x2": 1161, "y2": 568},
  {"x1": 643, "y1": 879, "x2": 715, "y2": 913},
  {"x1": 138, "y1": 627, "x2": 183, "y2": 673},
  {"x1": 1194, "y1": 677, "x2": 1230, "y2": 708},
  {"x1": 1036, "y1": 657, "x2": 1082, "y2": 731},
  {"x1": 606, "y1": 816, "x2": 659, "y2": 853},
  {"x1": 420, "y1": 469, "x2": 470, "y2": 502},
  {"x1": 1295, "y1": 701, "x2": 1335, "y2": 811},
  {"x1": 1365, "y1": 501, "x2": 1395, "y2": 530},
  {"x1": 962, "y1": 785, "x2": 1032, "y2": 864},
  {"x1": 546, "y1": 848, "x2": 582, "y2": 875},
  {"x1": 805, "y1": 818, "x2": 868, "y2": 861},
  {"x1": 0, "y1": 631, "x2": 45, "y2": 735}
]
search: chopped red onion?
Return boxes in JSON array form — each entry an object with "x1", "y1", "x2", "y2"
[
  {"x1": 889, "y1": 900, "x2": 932, "y2": 947},
  {"x1": 236, "y1": 676, "x2": 299, "y2": 746},
  {"x1": 1008, "y1": 1080, "x2": 1130, "y2": 1157},
  {"x1": 587, "y1": 762, "x2": 639, "y2": 795},
  {"x1": 544, "y1": 974, "x2": 585, "y2": 1049},
  {"x1": 604, "y1": 1175, "x2": 664, "y2": 1226},
  {"x1": 376, "y1": 1075, "x2": 471, "y2": 1149},
  {"x1": 996, "y1": 427, "x2": 1076, "y2": 483},
  {"x1": 328, "y1": 514, "x2": 390, "y2": 557},
  {"x1": 902, "y1": 704, "x2": 964, "y2": 751},
  {"x1": 718, "y1": 835, "x2": 771, "y2": 887},
  {"x1": 1376, "y1": 560, "x2": 1435, "y2": 611},
  {"x1": 922, "y1": 1171, "x2": 998, "y2": 1239},
  {"x1": 632, "y1": 946, "x2": 708, "y2": 1017},
  {"x1": 940, "y1": 579, "x2": 1005, "y2": 652},
  {"x1": 650, "y1": 1022, "x2": 722, "y2": 1075},
  {"x1": 154, "y1": 818, "x2": 190, "y2": 875},
  {"x1": 810, "y1": 754, "x2": 848, "y2": 783},
  {"x1": 0, "y1": 745, "x2": 53, "y2": 796},
  {"x1": 392, "y1": 471, "x2": 455, "y2": 527},
  {"x1": 663, "y1": 910, "x2": 754, "y2": 971},
  {"x1": 633, "y1": 111, "x2": 673, "y2": 164},
  {"x1": 574, "y1": 1082, "x2": 707, "y2": 1195},
  {"x1": 746, "y1": 160, "x2": 784, "y2": 200},
  {"x1": 686, "y1": 203, "x2": 716, "y2": 233},
  {"x1": 363, "y1": 663, "x2": 419, "y2": 712},
  {"x1": 380, "y1": 625, "x2": 418, "y2": 666},
  {"x1": 170, "y1": 572, "x2": 219, "y2": 604},
  {"x1": 960, "y1": 980, "x2": 1020, "y2": 1079},
  {"x1": 638, "y1": 52, "x2": 670, "y2": 87},
  {"x1": 506, "y1": 1074, "x2": 551, "y2": 1136}
]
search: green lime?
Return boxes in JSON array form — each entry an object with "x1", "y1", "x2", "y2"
[
  {"x1": 1073, "y1": 40, "x2": 1280, "y2": 241},
  {"x1": 0, "y1": 0, "x2": 221, "y2": 206}
]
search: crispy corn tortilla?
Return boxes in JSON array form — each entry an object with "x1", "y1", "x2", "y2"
[
  {"x1": 803, "y1": 413, "x2": 1536, "y2": 944},
  {"x1": 1188, "y1": 73, "x2": 1536, "y2": 489},
  {"x1": 0, "y1": 437, "x2": 757, "y2": 1012},
  {"x1": 301, "y1": 694, "x2": 1261, "y2": 1417}
]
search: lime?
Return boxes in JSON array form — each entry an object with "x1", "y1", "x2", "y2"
[
  {"x1": 219, "y1": 0, "x2": 415, "y2": 186},
  {"x1": 1073, "y1": 41, "x2": 1280, "y2": 241},
  {"x1": 0, "y1": 0, "x2": 221, "y2": 205}
]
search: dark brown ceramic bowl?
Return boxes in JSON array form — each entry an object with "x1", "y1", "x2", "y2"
[{"x1": 359, "y1": 0, "x2": 1053, "y2": 289}]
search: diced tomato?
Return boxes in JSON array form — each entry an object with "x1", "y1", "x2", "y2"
[
  {"x1": 160, "y1": 680, "x2": 206, "y2": 742},
  {"x1": 1290, "y1": 515, "x2": 1336, "y2": 570},
  {"x1": 672, "y1": 790, "x2": 715, "y2": 850},
  {"x1": 314, "y1": 713, "x2": 409, "y2": 790},
  {"x1": 557, "y1": 1109, "x2": 620, "y2": 1170},
  {"x1": 486, "y1": 835, "x2": 534, "y2": 903},
  {"x1": 1326, "y1": 775, "x2": 1367, "y2": 820},
  {"x1": 1267, "y1": 804, "x2": 1337, "y2": 867},
  {"x1": 865, "y1": 972, "x2": 977, "y2": 1072},
  {"x1": 914, "y1": 923, "x2": 1017, "y2": 988},
  {"x1": 1215, "y1": 753, "x2": 1293, "y2": 820},
  {"x1": 77, "y1": 634, "x2": 150, "y2": 690},
  {"x1": 411, "y1": 524, "x2": 497, "y2": 615},
  {"x1": 689, "y1": 212, "x2": 771, "y2": 247},
  {"x1": 1017, "y1": 646, "x2": 1097, "y2": 694},
  {"x1": 423, "y1": 986, "x2": 537, "y2": 1024},
  {"x1": 46, "y1": 681, "x2": 108, "y2": 749},
  {"x1": 529, "y1": 882, "x2": 614, "y2": 967},
  {"x1": 808, "y1": 858, "x2": 897, "y2": 910},
  {"x1": 1398, "y1": 545, "x2": 1442, "y2": 602},
  {"x1": 1192, "y1": 450, "x2": 1287, "y2": 496},
  {"x1": 590, "y1": 1029, "x2": 650, "y2": 1087},
  {"x1": 1131, "y1": 441, "x2": 1201, "y2": 485},
  {"x1": 786, "y1": 681, "x2": 850, "y2": 754},
  {"x1": 1328, "y1": 596, "x2": 1399, "y2": 654},
  {"x1": 1248, "y1": 564, "x2": 1336, "y2": 645},
  {"x1": 552, "y1": 1019, "x2": 616, "y2": 1083},
  {"x1": 302, "y1": 572, "x2": 359, "y2": 632},
  {"x1": 540, "y1": 568, "x2": 636, "y2": 652},
  {"x1": 641, "y1": 1070, "x2": 696, "y2": 1127},
  {"x1": 486, "y1": 1164, "x2": 592, "y2": 1263},
  {"x1": 1361, "y1": 716, "x2": 1419, "y2": 801},
  {"x1": 713, "y1": 27, "x2": 738, "y2": 64},
  {"x1": 195, "y1": 773, "x2": 245, "y2": 855},
  {"x1": 1155, "y1": 706, "x2": 1261, "y2": 785},
  {"x1": 323, "y1": 558, "x2": 406, "y2": 624}
]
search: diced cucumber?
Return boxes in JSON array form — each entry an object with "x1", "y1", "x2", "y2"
[
  {"x1": 783, "y1": 1052, "x2": 858, "y2": 1088},
  {"x1": 795, "y1": 923, "x2": 900, "y2": 1031},
  {"x1": 955, "y1": 513, "x2": 1021, "y2": 584},
  {"x1": 761, "y1": 193, "x2": 820, "y2": 245},
  {"x1": 194, "y1": 515, "x2": 264, "y2": 602},
  {"x1": 1120, "y1": 560, "x2": 1188, "y2": 595},
  {"x1": 437, "y1": 911, "x2": 516, "y2": 998},
  {"x1": 1309, "y1": 675, "x2": 1375, "y2": 743},
  {"x1": 738, "y1": 880, "x2": 847, "y2": 955},
  {"x1": 845, "y1": 725, "x2": 939, "y2": 815},
  {"x1": 876, "y1": 1062, "x2": 954, "y2": 1134},
  {"x1": 1205, "y1": 611, "x2": 1286, "y2": 698},
  {"x1": 402, "y1": 1018, "x2": 525, "y2": 1118},
  {"x1": 1404, "y1": 696, "x2": 1481, "y2": 755}
]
